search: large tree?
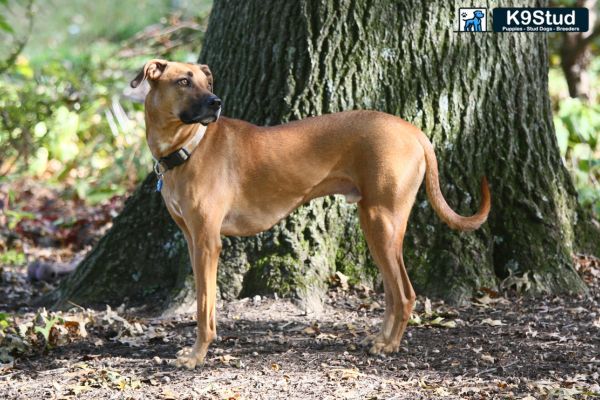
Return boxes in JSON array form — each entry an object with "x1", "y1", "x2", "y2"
[{"x1": 46, "y1": 0, "x2": 598, "y2": 312}]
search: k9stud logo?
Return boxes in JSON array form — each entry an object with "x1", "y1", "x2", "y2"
[
  {"x1": 456, "y1": 8, "x2": 488, "y2": 32},
  {"x1": 493, "y1": 8, "x2": 589, "y2": 32}
]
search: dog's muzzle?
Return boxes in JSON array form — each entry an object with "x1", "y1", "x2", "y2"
[{"x1": 180, "y1": 95, "x2": 222, "y2": 125}]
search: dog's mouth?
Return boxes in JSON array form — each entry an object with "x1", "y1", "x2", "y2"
[
  {"x1": 199, "y1": 116, "x2": 217, "y2": 125},
  {"x1": 180, "y1": 108, "x2": 221, "y2": 126}
]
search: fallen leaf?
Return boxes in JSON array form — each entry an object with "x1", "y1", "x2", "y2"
[
  {"x1": 162, "y1": 387, "x2": 178, "y2": 400},
  {"x1": 481, "y1": 318, "x2": 505, "y2": 326},
  {"x1": 475, "y1": 294, "x2": 499, "y2": 305},
  {"x1": 424, "y1": 298, "x2": 432, "y2": 315},
  {"x1": 429, "y1": 316, "x2": 456, "y2": 328},
  {"x1": 316, "y1": 333, "x2": 337, "y2": 340},
  {"x1": 408, "y1": 314, "x2": 422, "y2": 326},
  {"x1": 481, "y1": 354, "x2": 495, "y2": 364},
  {"x1": 64, "y1": 318, "x2": 88, "y2": 338},
  {"x1": 327, "y1": 367, "x2": 360, "y2": 381},
  {"x1": 303, "y1": 326, "x2": 316, "y2": 335},
  {"x1": 439, "y1": 320, "x2": 457, "y2": 328},
  {"x1": 219, "y1": 354, "x2": 239, "y2": 364},
  {"x1": 335, "y1": 271, "x2": 349, "y2": 290}
]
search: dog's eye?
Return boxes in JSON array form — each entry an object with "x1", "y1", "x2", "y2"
[{"x1": 177, "y1": 78, "x2": 190, "y2": 87}]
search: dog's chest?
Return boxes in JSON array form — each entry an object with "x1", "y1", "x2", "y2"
[{"x1": 161, "y1": 187, "x2": 184, "y2": 220}]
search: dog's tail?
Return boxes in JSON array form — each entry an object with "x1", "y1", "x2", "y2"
[{"x1": 415, "y1": 130, "x2": 490, "y2": 232}]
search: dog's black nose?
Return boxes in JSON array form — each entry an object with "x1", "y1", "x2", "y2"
[{"x1": 207, "y1": 96, "x2": 222, "y2": 109}]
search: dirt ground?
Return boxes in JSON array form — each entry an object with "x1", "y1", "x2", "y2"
[
  {"x1": 1, "y1": 259, "x2": 599, "y2": 400},
  {"x1": 1, "y1": 183, "x2": 599, "y2": 399}
]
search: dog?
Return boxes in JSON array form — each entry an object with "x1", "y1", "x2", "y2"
[
  {"x1": 463, "y1": 10, "x2": 485, "y2": 31},
  {"x1": 130, "y1": 59, "x2": 491, "y2": 369}
]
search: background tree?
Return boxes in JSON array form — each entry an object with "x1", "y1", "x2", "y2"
[
  {"x1": 47, "y1": 0, "x2": 598, "y2": 312},
  {"x1": 559, "y1": 0, "x2": 599, "y2": 100}
]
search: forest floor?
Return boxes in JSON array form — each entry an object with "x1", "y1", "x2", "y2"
[{"x1": 1, "y1": 182, "x2": 600, "y2": 399}]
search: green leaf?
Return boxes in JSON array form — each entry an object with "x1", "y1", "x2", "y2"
[
  {"x1": 408, "y1": 314, "x2": 422, "y2": 326},
  {"x1": 0, "y1": 312, "x2": 9, "y2": 331},
  {"x1": 571, "y1": 143, "x2": 592, "y2": 160},
  {"x1": 0, "y1": 14, "x2": 14, "y2": 33},
  {"x1": 0, "y1": 249, "x2": 26, "y2": 265},
  {"x1": 5, "y1": 209, "x2": 35, "y2": 230},
  {"x1": 48, "y1": 106, "x2": 80, "y2": 164},
  {"x1": 34, "y1": 315, "x2": 60, "y2": 346},
  {"x1": 553, "y1": 117, "x2": 569, "y2": 156}
]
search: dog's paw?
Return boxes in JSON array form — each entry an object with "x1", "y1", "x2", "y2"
[
  {"x1": 366, "y1": 334, "x2": 399, "y2": 355},
  {"x1": 175, "y1": 347, "x2": 205, "y2": 369},
  {"x1": 368, "y1": 340, "x2": 386, "y2": 355}
]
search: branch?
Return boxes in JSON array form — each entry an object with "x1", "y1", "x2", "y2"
[
  {"x1": 0, "y1": 0, "x2": 34, "y2": 74},
  {"x1": 582, "y1": 20, "x2": 600, "y2": 45}
]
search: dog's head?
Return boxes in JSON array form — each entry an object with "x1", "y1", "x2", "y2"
[
  {"x1": 131, "y1": 59, "x2": 222, "y2": 126},
  {"x1": 473, "y1": 10, "x2": 484, "y2": 19}
]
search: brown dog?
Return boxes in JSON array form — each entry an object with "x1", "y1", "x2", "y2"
[{"x1": 131, "y1": 59, "x2": 490, "y2": 369}]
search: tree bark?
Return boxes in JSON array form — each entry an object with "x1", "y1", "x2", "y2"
[
  {"x1": 48, "y1": 0, "x2": 596, "y2": 313},
  {"x1": 40, "y1": 174, "x2": 196, "y2": 313}
]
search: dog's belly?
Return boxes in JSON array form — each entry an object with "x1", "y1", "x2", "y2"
[
  {"x1": 220, "y1": 178, "x2": 361, "y2": 236},
  {"x1": 304, "y1": 178, "x2": 362, "y2": 204},
  {"x1": 221, "y1": 207, "x2": 292, "y2": 236}
]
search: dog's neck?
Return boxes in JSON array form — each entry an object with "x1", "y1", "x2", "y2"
[{"x1": 146, "y1": 117, "x2": 208, "y2": 160}]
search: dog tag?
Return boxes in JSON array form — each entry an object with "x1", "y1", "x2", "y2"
[{"x1": 156, "y1": 177, "x2": 163, "y2": 192}]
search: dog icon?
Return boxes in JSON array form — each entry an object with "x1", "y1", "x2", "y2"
[{"x1": 463, "y1": 10, "x2": 485, "y2": 31}]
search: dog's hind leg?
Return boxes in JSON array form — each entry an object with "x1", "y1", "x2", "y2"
[
  {"x1": 359, "y1": 203, "x2": 417, "y2": 354},
  {"x1": 358, "y1": 158, "x2": 424, "y2": 353}
]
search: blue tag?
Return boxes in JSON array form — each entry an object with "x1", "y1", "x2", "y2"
[{"x1": 156, "y1": 178, "x2": 163, "y2": 192}]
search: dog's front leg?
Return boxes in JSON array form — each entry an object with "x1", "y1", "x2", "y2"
[{"x1": 176, "y1": 232, "x2": 221, "y2": 369}]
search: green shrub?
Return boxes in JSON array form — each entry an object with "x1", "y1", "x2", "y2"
[
  {"x1": 0, "y1": 56, "x2": 151, "y2": 203},
  {"x1": 0, "y1": 1, "x2": 210, "y2": 204},
  {"x1": 549, "y1": 65, "x2": 600, "y2": 217}
]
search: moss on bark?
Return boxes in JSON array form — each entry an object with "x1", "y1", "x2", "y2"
[{"x1": 41, "y1": 174, "x2": 192, "y2": 311}]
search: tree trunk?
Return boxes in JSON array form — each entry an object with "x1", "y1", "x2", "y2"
[
  {"x1": 48, "y1": 0, "x2": 596, "y2": 312},
  {"x1": 40, "y1": 174, "x2": 197, "y2": 313}
]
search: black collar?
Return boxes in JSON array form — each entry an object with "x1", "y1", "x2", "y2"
[
  {"x1": 158, "y1": 148, "x2": 191, "y2": 171},
  {"x1": 153, "y1": 125, "x2": 207, "y2": 175}
]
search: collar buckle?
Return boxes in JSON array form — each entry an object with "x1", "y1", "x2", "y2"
[{"x1": 153, "y1": 159, "x2": 167, "y2": 177}]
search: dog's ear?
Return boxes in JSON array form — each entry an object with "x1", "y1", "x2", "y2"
[
  {"x1": 198, "y1": 64, "x2": 213, "y2": 87},
  {"x1": 130, "y1": 59, "x2": 168, "y2": 88}
]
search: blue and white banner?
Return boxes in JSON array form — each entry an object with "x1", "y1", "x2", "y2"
[{"x1": 492, "y1": 8, "x2": 589, "y2": 32}]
